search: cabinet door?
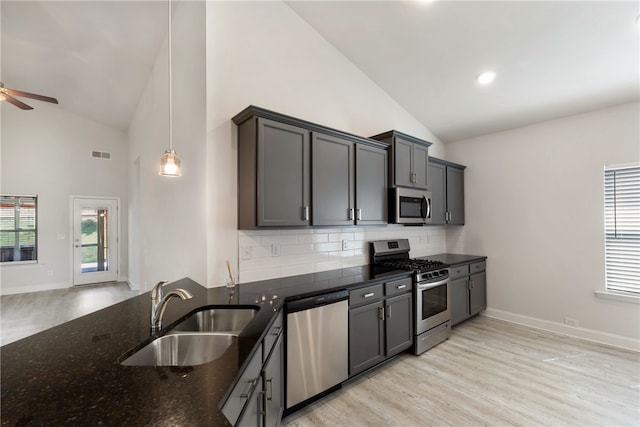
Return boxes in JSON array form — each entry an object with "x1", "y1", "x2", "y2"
[
  {"x1": 469, "y1": 272, "x2": 486, "y2": 316},
  {"x1": 427, "y1": 161, "x2": 446, "y2": 225},
  {"x1": 450, "y1": 277, "x2": 470, "y2": 326},
  {"x1": 446, "y1": 166, "x2": 465, "y2": 225},
  {"x1": 413, "y1": 144, "x2": 429, "y2": 190},
  {"x1": 393, "y1": 137, "x2": 414, "y2": 187},
  {"x1": 312, "y1": 133, "x2": 354, "y2": 226},
  {"x1": 257, "y1": 118, "x2": 310, "y2": 227},
  {"x1": 385, "y1": 293, "x2": 413, "y2": 357},
  {"x1": 263, "y1": 333, "x2": 283, "y2": 427},
  {"x1": 236, "y1": 377, "x2": 263, "y2": 427},
  {"x1": 355, "y1": 145, "x2": 387, "y2": 225},
  {"x1": 349, "y1": 301, "x2": 384, "y2": 376}
]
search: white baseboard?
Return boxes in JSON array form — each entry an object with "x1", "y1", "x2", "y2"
[
  {"x1": 482, "y1": 307, "x2": 640, "y2": 353},
  {"x1": 0, "y1": 282, "x2": 70, "y2": 296}
]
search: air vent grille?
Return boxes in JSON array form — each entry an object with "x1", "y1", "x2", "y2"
[{"x1": 91, "y1": 151, "x2": 111, "y2": 159}]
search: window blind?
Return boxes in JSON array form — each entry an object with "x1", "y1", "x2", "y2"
[{"x1": 604, "y1": 164, "x2": 640, "y2": 294}]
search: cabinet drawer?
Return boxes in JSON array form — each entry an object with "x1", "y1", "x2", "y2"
[
  {"x1": 385, "y1": 277, "x2": 413, "y2": 297},
  {"x1": 470, "y1": 261, "x2": 486, "y2": 274},
  {"x1": 449, "y1": 264, "x2": 469, "y2": 279},
  {"x1": 263, "y1": 311, "x2": 283, "y2": 363},
  {"x1": 349, "y1": 284, "x2": 383, "y2": 306},
  {"x1": 222, "y1": 343, "x2": 263, "y2": 426}
]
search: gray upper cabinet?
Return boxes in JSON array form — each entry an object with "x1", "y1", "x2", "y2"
[
  {"x1": 427, "y1": 157, "x2": 466, "y2": 226},
  {"x1": 370, "y1": 130, "x2": 432, "y2": 190},
  {"x1": 312, "y1": 133, "x2": 355, "y2": 226},
  {"x1": 236, "y1": 115, "x2": 311, "y2": 229},
  {"x1": 446, "y1": 166, "x2": 465, "y2": 225},
  {"x1": 233, "y1": 106, "x2": 389, "y2": 229},
  {"x1": 428, "y1": 161, "x2": 447, "y2": 225},
  {"x1": 355, "y1": 145, "x2": 388, "y2": 225}
]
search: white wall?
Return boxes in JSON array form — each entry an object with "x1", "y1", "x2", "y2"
[
  {"x1": 127, "y1": 1, "x2": 207, "y2": 292},
  {"x1": 0, "y1": 103, "x2": 129, "y2": 294},
  {"x1": 446, "y1": 102, "x2": 640, "y2": 346},
  {"x1": 206, "y1": 1, "x2": 444, "y2": 286}
]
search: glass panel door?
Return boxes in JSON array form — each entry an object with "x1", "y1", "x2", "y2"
[{"x1": 73, "y1": 198, "x2": 119, "y2": 285}]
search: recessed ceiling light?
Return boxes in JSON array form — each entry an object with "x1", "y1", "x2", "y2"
[{"x1": 476, "y1": 71, "x2": 496, "y2": 85}]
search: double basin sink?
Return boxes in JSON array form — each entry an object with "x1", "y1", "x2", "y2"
[{"x1": 120, "y1": 306, "x2": 258, "y2": 367}]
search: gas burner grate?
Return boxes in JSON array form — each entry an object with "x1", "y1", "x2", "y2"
[{"x1": 380, "y1": 259, "x2": 446, "y2": 273}]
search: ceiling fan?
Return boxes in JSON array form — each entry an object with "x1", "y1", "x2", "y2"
[{"x1": 0, "y1": 82, "x2": 59, "y2": 110}]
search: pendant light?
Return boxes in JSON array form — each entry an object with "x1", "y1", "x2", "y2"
[{"x1": 159, "y1": 0, "x2": 181, "y2": 177}]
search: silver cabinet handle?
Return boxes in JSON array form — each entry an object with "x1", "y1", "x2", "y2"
[
  {"x1": 386, "y1": 304, "x2": 392, "y2": 318},
  {"x1": 397, "y1": 284, "x2": 406, "y2": 289},
  {"x1": 259, "y1": 390, "x2": 267, "y2": 417},
  {"x1": 266, "y1": 377, "x2": 274, "y2": 401},
  {"x1": 349, "y1": 208, "x2": 354, "y2": 220},
  {"x1": 240, "y1": 378, "x2": 258, "y2": 399},
  {"x1": 302, "y1": 206, "x2": 309, "y2": 221},
  {"x1": 378, "y1": 306, "x2": 385, "y2": 320},
  {"x1": 356, "y1": 208, "x2": 362, "y2": 221},
  {"x1": 363, "y1": 292, "x2": 375, "y2": 298}
]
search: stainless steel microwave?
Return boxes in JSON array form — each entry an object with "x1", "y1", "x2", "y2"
[{"x1": 391, "y1": 187, "x2": 432, "y2": 224}]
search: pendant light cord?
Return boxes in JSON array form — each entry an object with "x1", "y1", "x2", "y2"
[{"x1": 168, "y1": 0, "x2": 173, "y2": 151}]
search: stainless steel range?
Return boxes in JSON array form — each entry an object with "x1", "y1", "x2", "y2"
[{"x1": 370, "y1": 239, "x2": 451, "y2": 355}]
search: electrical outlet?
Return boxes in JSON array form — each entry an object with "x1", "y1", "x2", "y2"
[
  {"x1": 342, "y1": 240, "x2": 349, "y2": 251},
  {"x1": 271, "y1": 243, "x2": 280, "y2": 257},
  {"x1": 564, "y1": 317, "x2": 579, "y2": 327},
  {"x1": 47, "y1": 269, "x2": 54, "y2": 277},
  {"x1": 240, "y1": 246, "x2": 252, "y2": 260}
]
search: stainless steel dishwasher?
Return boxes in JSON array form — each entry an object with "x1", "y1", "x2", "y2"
[{"x1": 286, "y1": 289, "x2": 349, "y2": 410}]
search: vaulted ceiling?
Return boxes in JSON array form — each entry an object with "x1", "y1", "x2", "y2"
[{"x1": 2, "y1": 1, "x2": 638, "y2": 142}]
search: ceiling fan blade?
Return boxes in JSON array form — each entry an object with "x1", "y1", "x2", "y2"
[
  {"x1": 3, "y1": 94, "x2": 34, "y2": 110},
  {"x1": 5, "y1": 88, "x2": 58, "y2": 104}
]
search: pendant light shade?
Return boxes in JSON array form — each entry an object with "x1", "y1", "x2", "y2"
[
  {"x1": 159, "y1": 0, "x2": 182, "y2": 177},
  {"x1": 160, "y1": 148, "x2": 181, "y2": 177}
]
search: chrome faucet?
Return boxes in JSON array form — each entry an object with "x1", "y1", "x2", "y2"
[{"x1": 151, "y1": 281, "x2": 193, "y2": 332}]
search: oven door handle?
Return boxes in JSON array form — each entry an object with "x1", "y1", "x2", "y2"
[{"x1": 417, "y1": 278, "x2": 449, "y2": 290}]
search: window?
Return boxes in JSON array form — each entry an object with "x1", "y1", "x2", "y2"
[
  {"x1": 604, "y1": 164, "x2": 640, "y2": 295},
  {"x1": 0, "y1": 195, "x2": 38, "y2": 263}
]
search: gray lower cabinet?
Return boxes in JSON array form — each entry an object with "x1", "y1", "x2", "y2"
[
  {"x1": 428, "y1": 157, "x2": 465, "y2": 225},
  {"x1": 348, "y1": 278, "x2": 413, "y2": 377},
  {"x1": 385, "y1": 292, "x2": 413, "y2": 357},
  {"x1": 349, "y1": 299, "x2": 385, "y2": 375},
  {"x1": 262, "y1": 333, "x2": 283, "y2": 427},
  {"x1": 450, "y1": 260, "x2": 487, "y2": 326},
  {"x1": 224, "y1": 312, "x2": 284, "y2": 427}
]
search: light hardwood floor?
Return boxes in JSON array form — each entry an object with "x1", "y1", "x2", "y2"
[
  {"x1": 283, "y1": 317, "x2": 640, "y2": 427},
  {"x1": 0, "y1": 282, "x2": 138, "y2": 346}
]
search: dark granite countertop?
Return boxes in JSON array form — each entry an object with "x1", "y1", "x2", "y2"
[
  {"x1": 426, "y1": 253, "x2": 487, "y2": 266},
  {"x1": 1, "y1": 266, "x2": 411, "y2": 426}
]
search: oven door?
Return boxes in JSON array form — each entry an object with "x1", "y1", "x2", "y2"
[{"x1": 415, "y1": 277, "x2": 450, "y2": 333}]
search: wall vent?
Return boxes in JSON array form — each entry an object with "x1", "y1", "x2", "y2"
[{"x1": 91, "y1": 151, "x2": 111, "y2": 159}]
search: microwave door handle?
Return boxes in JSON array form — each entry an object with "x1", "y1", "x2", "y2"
[
  {"x1": 421, "y1": 196, "x2": 428, "y2": 221},
  {"x1": 426, "y1": 197, "x2": 431, "y2": 219}
]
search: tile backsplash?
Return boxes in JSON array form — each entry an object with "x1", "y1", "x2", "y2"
[{"x1": 238, "y1": 225, "x2": 448, "y2": 283}]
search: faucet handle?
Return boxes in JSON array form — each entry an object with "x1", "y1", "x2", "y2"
[{"x1": 151, "y1": 280, "x2": 169, "y2": 301}]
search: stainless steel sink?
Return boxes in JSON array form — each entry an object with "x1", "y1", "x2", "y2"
[
  {"x1": 171, "y1": 306, "x2": 258, "y2": 334},
  {"x1": 120, "y1": 333, "x2": 235, "y2": 366}
]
